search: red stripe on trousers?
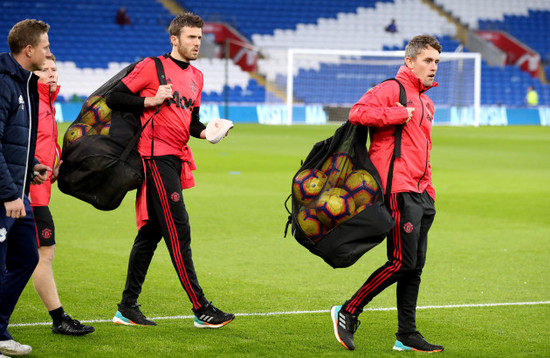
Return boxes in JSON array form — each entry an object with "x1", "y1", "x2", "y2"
[
  {"x1": 149, "y1": 161, "x2": 200, "y2": 309},
  {"x1": 347, "y1": 194, "x2": 402, "y2": 314}
]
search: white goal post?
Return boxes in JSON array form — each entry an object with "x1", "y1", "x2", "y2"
[{"x1": 286, "y1": 49, "x2": 481, "y2": 126}]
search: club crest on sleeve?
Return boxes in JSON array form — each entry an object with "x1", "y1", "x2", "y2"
[
  {"x1": 190, "y1": 81, "x2": 198, "y2": 94},
  {"x1": 170, "y1": 192, "x2": 181, "y2": 202},
  {"x1": 41, "y1": 228, "x2": 53, "y2": 239}
]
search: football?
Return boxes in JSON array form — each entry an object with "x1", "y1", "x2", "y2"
[
  {"x1": 343, "y1": 169, "x2": 380, "y2": 207},
  {"x1": 296, "y1": 208, "x2": 326, "y2": 243},
  {"x1": 315, "y1": 187, "x2": 355, "y2": 227},
  {"x1": 99, "y1": 122, "x2": 111, "y2": 136},
  {"x1": 293, "y1": 169, "x2": 328, "y2": 206},
  {"x1": 80, "y1": 96, "x2": 112, "y2": 126},
  {"x1": 64, "y1": 123, "x2": 94, "y2": 146},
  {"x1": 320, "y1": 152, "x2": 354, "y2": 188}
]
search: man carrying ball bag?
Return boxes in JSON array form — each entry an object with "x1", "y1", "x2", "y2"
[
  {"x1": 106, "y1": 12, "x2": 234, "y2": 329},
  {"x1": 330, "y1": 35, "x2": 444, "y2": 353}
]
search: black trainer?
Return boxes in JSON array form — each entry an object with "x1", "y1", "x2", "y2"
[
  {"x1": 52, "y1": 313, "x2": 95, "y2": 336},
  {"x1": 113, "y1": 303, "x2": 157, "y2": 326},
  {"x1": 193, "y1": 302, "x2": 235, "y2": 328},
  {"x1": 393, "y1": 332, "x2": 444, "y2": 352},
  {"x1": 331, "y1": 305, "x2": 360, "y2": 350}
]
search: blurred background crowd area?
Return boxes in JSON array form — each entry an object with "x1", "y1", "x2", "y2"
[{"x1": 1, "y1": 0, "x2": 549, "y2": 107}]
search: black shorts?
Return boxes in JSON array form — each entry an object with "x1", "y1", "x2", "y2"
[{"x1": 32, "y1": 206, "x2": 55, "y2": 247}]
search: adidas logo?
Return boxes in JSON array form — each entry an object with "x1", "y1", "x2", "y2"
[
  {"x1": 199, "y1": 314, "x2": 214, "y2": 322},
  {"x1": 338, "y1": 312, "x2": 346, "y2": 328}
]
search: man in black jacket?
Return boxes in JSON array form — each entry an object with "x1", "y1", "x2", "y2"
[{"x1": 0, "y1": 19, "x2": 52, "y2": 357}]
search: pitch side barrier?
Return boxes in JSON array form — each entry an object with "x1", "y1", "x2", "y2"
[{"x1": 55, "y1": 102, "x2": 550, "y2": 126}]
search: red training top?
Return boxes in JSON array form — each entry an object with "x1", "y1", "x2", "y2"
[
  {"x1": 122, "y1": 55, "x2": 204, "y2": 228},
  {"x1": 349, "y1": 65, "x2": 438, "y2": 200},
  {"x1": 29, "y1": 81, "x2": 60, "y2": 207}
]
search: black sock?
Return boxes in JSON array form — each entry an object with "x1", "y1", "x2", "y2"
[{"x1": 49, "y1": 306, "x2": 65, "y2": 325}]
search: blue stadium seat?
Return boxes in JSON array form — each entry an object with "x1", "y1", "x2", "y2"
[{"x1": 2, "y1": 0, "x2": 547, "y2": 105}]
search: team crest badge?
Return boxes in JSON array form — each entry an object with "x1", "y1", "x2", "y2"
[
  {"x1": 190, "y1": 81, "x2": 198, "y2": 94},
  {"x1": 403, "y1": 222, "x2": 414, "y2": 234},
  {"x1": 42, "y1": 228, "x2": 53, "y2": 239},
  {"x1": 171, "y1": 192, "x2": 181, "y2": 202},
  {"x1": 0, "y1": 228, "x2": 6, "y2": 242}
]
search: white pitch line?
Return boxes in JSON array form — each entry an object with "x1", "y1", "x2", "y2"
[{"x1": 11, "y1": 300, "x2": 550, "y2": 328}]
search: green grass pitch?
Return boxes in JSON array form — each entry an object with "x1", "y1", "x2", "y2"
[{"x1": 8, "y1": 123, "x2": 550, "y2": 357}]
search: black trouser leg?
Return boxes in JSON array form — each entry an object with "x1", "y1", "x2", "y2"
[
  {"x1": 344, "y1": 191, "x2": 435, "y2": 336},
  {"x1": 145, "y1": 156, "x2": 206, "y2": 310},
  {"x1": 121, "y1": 217, "x2": 162, "y2": 305},
  {"x1": 396, "y1": 191, "x2": 434, "y2": 334}
]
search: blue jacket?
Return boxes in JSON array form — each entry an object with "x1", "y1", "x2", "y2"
[{"x1": 0, "y1": 52, "x2": 39, "y2": 203}]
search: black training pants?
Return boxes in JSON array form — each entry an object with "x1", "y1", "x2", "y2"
[
  {"x1": 343, "y1": 190, "x2": 435, "y2": 334},
  {"x1": 121, "y1": 155, "x2": 207, "y2": 310}
]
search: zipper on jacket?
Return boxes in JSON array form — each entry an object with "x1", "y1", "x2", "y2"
[
  {"x1": 49, "y1": 86, "x2": 56, "y2": 138},
  {"x1": 417, "y1": 140, "x2": 429, "y2": 190},
  {"x1": 416, "y1": 80, "x2": 429, "y2": 190},
  {"x1": 22, "y1": 72, "x2": 33, "y2": 200},
  {"x1": 49, "y1": 86, "x2": 54, "y2": 118},
  {"x1": 418, "y1": 81, "x2": 425, "y2": 127}
]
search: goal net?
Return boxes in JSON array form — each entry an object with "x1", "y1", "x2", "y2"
[{"x1": 284, "y1": 49, "x2": 481, "y2": 125}]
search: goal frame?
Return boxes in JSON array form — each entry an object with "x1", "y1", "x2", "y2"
[{"x1": 286, "y1": 49, "x2": 482, "y2": 125}]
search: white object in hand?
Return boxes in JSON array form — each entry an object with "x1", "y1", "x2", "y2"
[{"x1": 205, "y1": 119, "x2": 234, "y2": 144}]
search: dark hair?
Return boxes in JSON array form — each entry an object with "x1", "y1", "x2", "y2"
[
  {"x1": 405, "y1": 35, "x2": 442, "y2": 60},
  {"x1": 8, "y1": 19, "x2": 50, "y2": 54},
  {"x1": 168, "y1": 12, "x2": 204, "y2": 37}
]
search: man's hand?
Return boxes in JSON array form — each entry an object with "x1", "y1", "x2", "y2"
[
  {"x1": 205, "y1": 119, "x2": 234, "y2": 144},
  {"x1": 51, "y1": 159, "x2": 63, "y2": 183},
  {"x1": 145, "y1": 84, "x2": 173, "y2": 107},
  {"x1": 4, "y1": 198, "x2": 26, "y2": 218},
  {"x1": 31, "y1": 163, "x2": 52, "y2": 185},
  {"x1": 396, "y1": 102, "x2": 414, "y2": 123}
]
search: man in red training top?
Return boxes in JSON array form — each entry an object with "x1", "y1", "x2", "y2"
[
  {"x1": 106, "y1": 12, "x2": 234, "y2": 329},
  {"x1": 331, "y1": 35, "x2": 444, "y2": 353}
]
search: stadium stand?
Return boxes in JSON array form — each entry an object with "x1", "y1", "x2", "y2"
[
  {"x1": 0, "y1": 0, "x2": 258, "y2": 103},
  {"x1": 433, "y1": 0, "x2": 549, "y2": 29},
  {"x1": 179, "y1": 0, "x2": 398, "y2": 40},
  {"x1": 0, "y1": 0, "x2": 172, "y2": 67},
  {"x1": 1, "y1": 0, "x2": 548, "y2": 106},
  {"x1": 433, "y1": 0, "x2": 550, "y2": 105},
  {"x1": 181, "y1": 0, "x2": 549, "y2": 106}
]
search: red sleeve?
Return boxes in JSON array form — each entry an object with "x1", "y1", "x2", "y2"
[
  {"x1": 349, "y1": 80, "x2": 409, "y2": 127},
  {"x1": 194, "y1": 67, "x2": 203, "y2": 107},
  {"x1": 122, "y1": 58, "x2": 157, "y2": 94}
]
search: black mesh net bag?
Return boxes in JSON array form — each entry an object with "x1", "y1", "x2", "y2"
[
  {"x1": 58, "y1": 57, "x2": 164, "y2": 210},
  {"x1": 285, "y1": 121, "x2": 395, "y2": 268}
]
